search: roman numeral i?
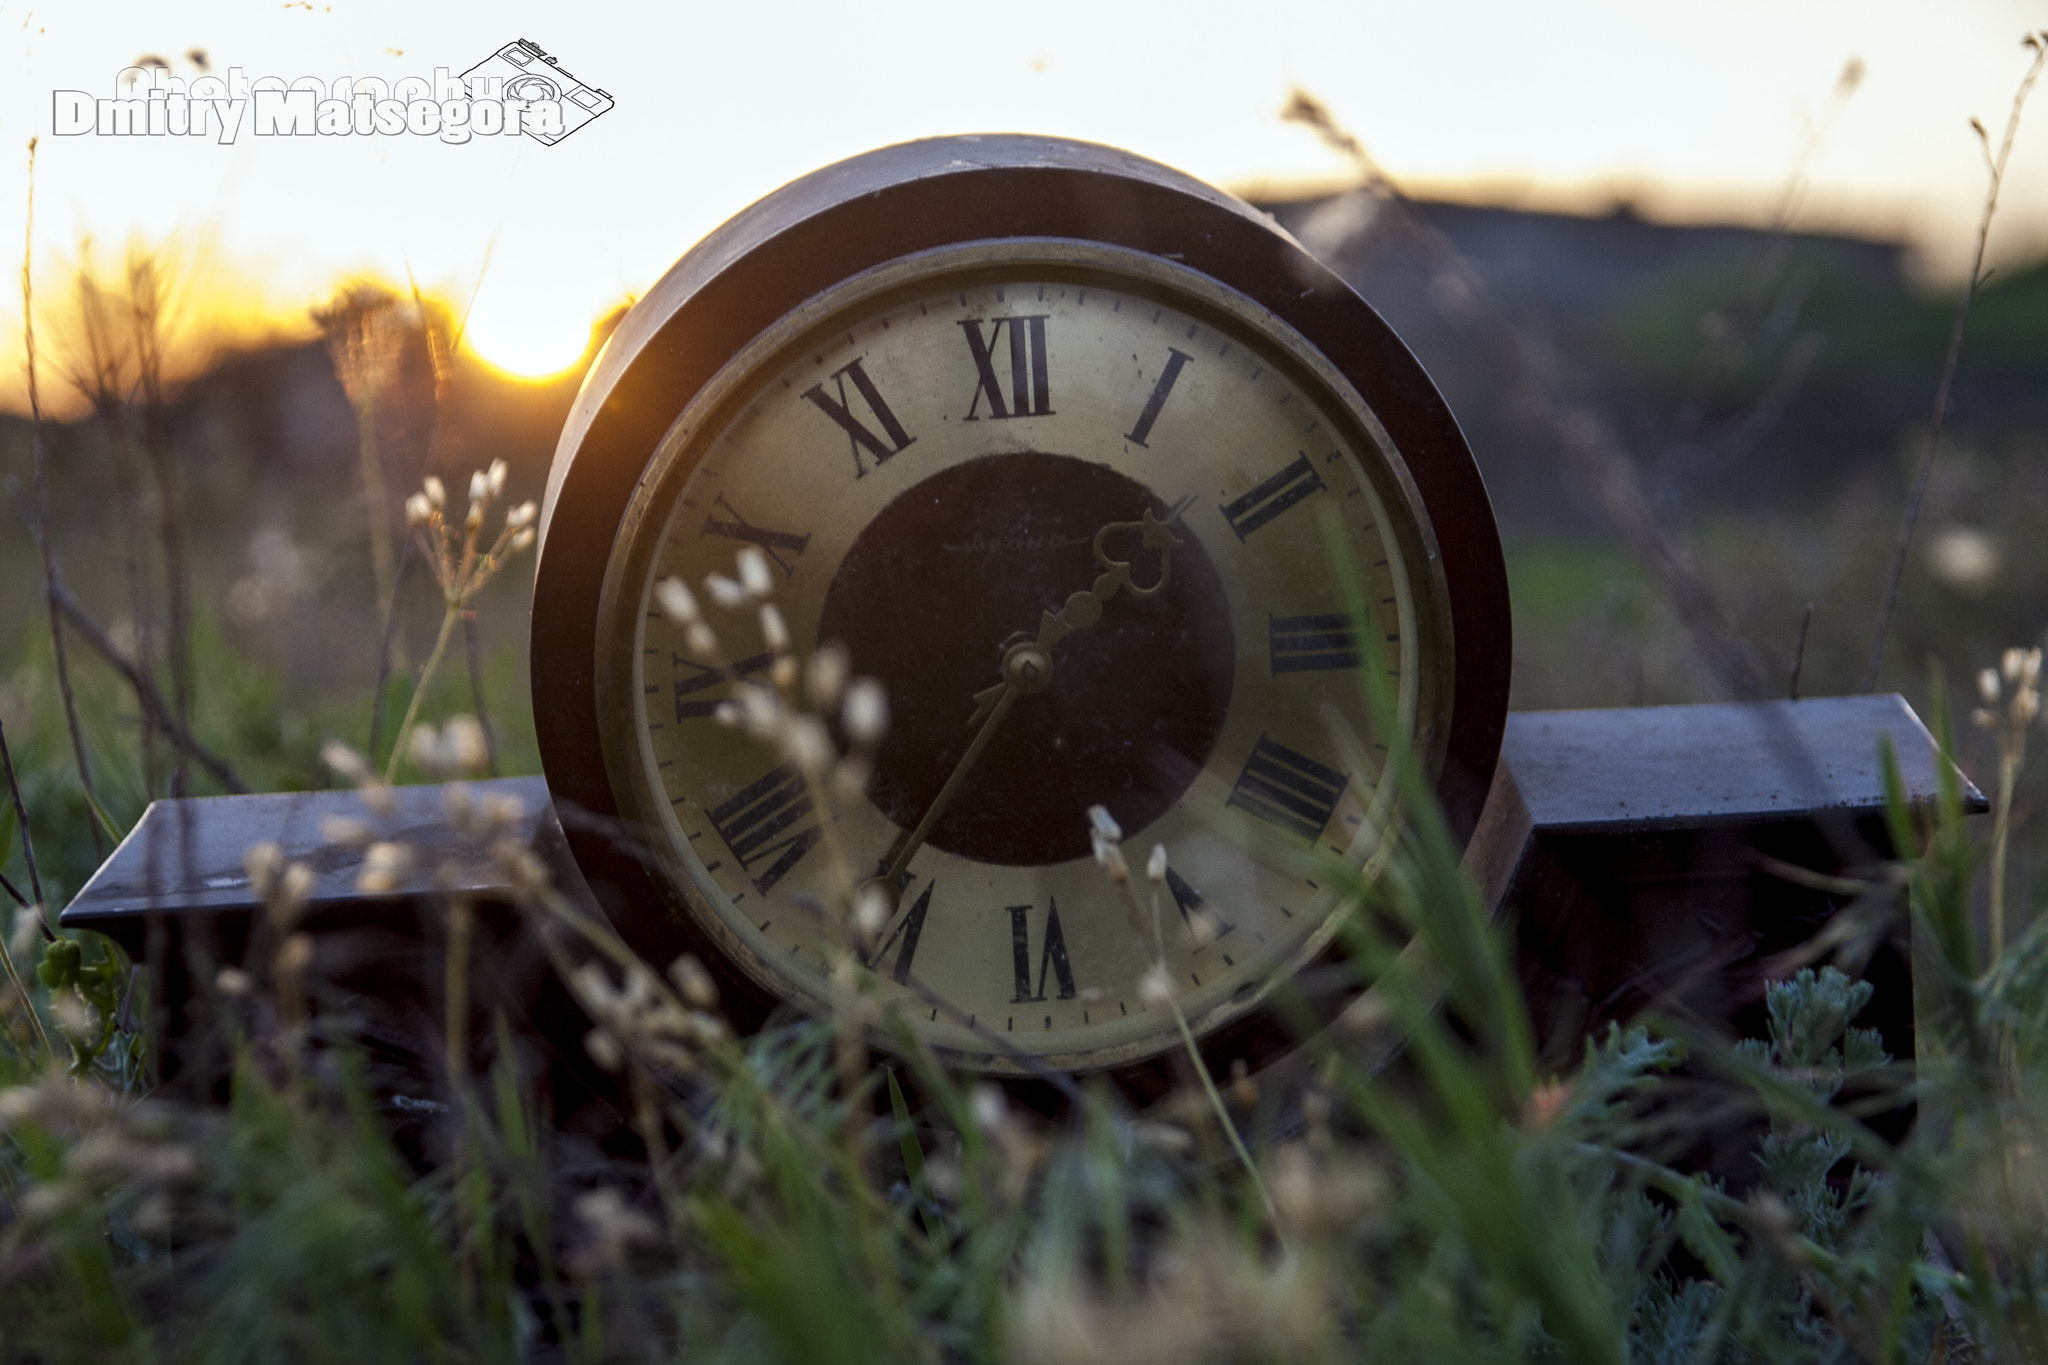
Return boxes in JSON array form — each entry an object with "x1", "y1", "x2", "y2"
[
  {"x1": 961, "y1": 315, "x2": 1054, "y2": 420},
  {"x1": 802, "y1": 356, "x2": 915, "y2": 478}
]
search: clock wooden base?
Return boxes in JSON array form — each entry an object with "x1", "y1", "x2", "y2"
[{"x1": 61, "y1": 696, "x2": 1980, "y2": 1124}]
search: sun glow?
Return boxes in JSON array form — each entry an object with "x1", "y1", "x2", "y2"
[{"x1": 460, "y1": 286, "x2": 598, "y2": 380}]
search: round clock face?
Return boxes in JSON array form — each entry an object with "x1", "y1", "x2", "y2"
[{"x1": 592, "y1": 241, "x2": 1456, "y2": 1072}]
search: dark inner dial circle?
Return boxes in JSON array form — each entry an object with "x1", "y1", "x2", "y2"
[{"x1": 817, "y1": 452, "x2": 1235, "y2": 867}]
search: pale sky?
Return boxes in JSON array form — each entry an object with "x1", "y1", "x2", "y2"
[{"x1": 1, "y1": 0, "x2": 2044, "y2": 393}]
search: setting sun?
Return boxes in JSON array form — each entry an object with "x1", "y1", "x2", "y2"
[{"x1": 460, "y1": 285, "x2": 597, "y2": 379}]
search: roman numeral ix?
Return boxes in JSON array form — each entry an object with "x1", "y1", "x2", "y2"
[
  {"x1": 1219, "y1": 453, "x2": 1326, "y2": 541},
  {"x1": 708, "y1": 764, "x2": 823, "y2": 895},
  {"x1": 672, "y1": 650, "x2": 772, "y2": 722},
  {"x1": 802, "y1": 356, "x2": 915, "y2": 477},
  {"x1": 961, "y1": 315, "x2": 1053, "y2": 420},
  {"x1": 1008, "y1": 900, "x2": 1076, "y2": 1002},
  {"x1": 1226, "y1": 735, "x2": 1350, "y2": 844}
]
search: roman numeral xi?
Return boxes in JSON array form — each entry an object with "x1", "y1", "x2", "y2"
[{"x1": 802, "y1": 356, "x2": 915, "y2": 478}]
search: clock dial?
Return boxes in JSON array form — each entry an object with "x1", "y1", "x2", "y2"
[{"x1": 594, "y1": 244, "x2": 1454, "y2": 1071}]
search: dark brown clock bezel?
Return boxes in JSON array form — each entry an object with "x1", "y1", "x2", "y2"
[{"x1": 531, "y1": 134, "x2": 1511, "y2": 1101}]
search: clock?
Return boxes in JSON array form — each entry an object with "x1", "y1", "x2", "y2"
[{"x1": 531, "y1": 136, "x2": 1509, "y2": 1088}]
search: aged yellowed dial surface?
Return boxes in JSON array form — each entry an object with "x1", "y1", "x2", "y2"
[{"x1": 598, "y1": 245, "x2": 1450, "y2": 1072}]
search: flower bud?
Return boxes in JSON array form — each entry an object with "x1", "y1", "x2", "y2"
[
  {"x1": 468, "y1": 470, "x2": 490, "y2": 505},
  {"x1": 759, "y1": 604, "x2": 790, "y2": 655},
  {"x1": 1984, "y1": 668, "x2": 2006, "y2": 704},
  {"x1": 1146, "y1": 844, "x2": 1168, "y2": 884},
  {"x1": 505, "y1": 500, "x2": 538, "y2": 531},
  {"x1": 405, "y1": 492, "x2": 433, "y2": 527},
  {"x1": 487, "y1": 458, "x2": 507, "y2": 497},
  {"x1": 423, "y1": 475, "x2": 446, "y2": 507},
  {"x1": 736, "y1": 545, "x2": 774, "y2": 600},
  {"x1": 843, "y1": 678, "x2": 889, "y2": 745},
  {"x1": 655, "y1": 577, "x2": 699, "y2": 624},
  {"x1": 705, "y1": 574, "x2": 747, "y2": 610}
]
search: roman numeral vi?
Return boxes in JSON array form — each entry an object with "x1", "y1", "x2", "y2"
[{"x1": 1008, "y1": 900, "x2": 1076, "y2": 1002}]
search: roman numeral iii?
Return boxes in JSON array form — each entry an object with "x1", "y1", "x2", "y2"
[
  {"x1": 1268, "y1": 613, "x2": 1363, "y2": 674},
  {"x1": 1226, "y1": 735, "x2": 1350, "y2": 844},
  {"x1": 961, "y1": 315, "x2": 1054, "y2": 420},
  {"x1": 1008, "y1": 900, "x2": 1077, "y2": 1002},
  {"x1": 1219, "y1": 453, "x2": 1326, "y2": 540},
  {"x1": 708, "y1": 765, "x2": 823, "y2": 894},
  {"x1": 802, "y1": 356, "x2": 915, "y2": 477}
]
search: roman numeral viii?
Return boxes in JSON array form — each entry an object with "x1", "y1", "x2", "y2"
[
  {"x1": 1219, "y1": 453, "x2": 1326, "y2": 540},
  {"x1": 1008, "y1": 900, "x2": 1076, "y2": 1002},
  {"x1": 802, "y1": 356, "x2": 915, "y2": 478},
  {"x1": 1227, "y1": 735, "x2": 1350, "y2": 844},
  {"x1": 961, "y1": 315, "x2": 1054, "y2": 420},
  {"x1": 1268, "y1": 613, "x2": 1363, "y2": 674},
  {"x1": 707, "y1": 764, "x2": 822, "y2": 895}
]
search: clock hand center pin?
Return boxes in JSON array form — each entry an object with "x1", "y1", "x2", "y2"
[{"x1": 865, "y1": 501, "x2": 1188, "y2": 923}]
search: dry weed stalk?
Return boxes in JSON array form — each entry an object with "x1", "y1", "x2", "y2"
[
  {"x1": 20, "y1": 138, "x2": 104, "y2": 855},
  {"x1": 386, "y1": 463, "x2": 536, "y2": 784},
  {"x1": 316, "y1": 285, "x2": 412, "y2": 649},
  {"x1": 1973, "y1": 646, "x2": 2043, "y2": 960},
  {"x1": 1864, "y1": 32, "x2": 2048, "y2": 690},
  {"x1": 1281, "y1": 90, "x2": 1769, "y2": 699}
]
